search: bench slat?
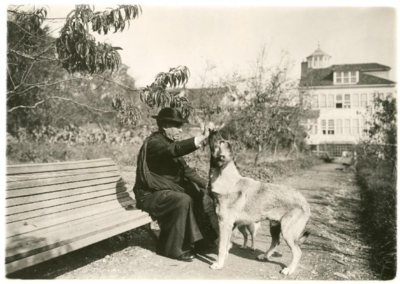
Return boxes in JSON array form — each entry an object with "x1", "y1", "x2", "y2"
[
  {"x1": 6, "y1": 189, "x2": 130, "y2": 216},
  {"x1": 6, "y1": 183, "x2": 129, "y2": 207},
  {"x1": 7, "y1": 158, "x2": 115, "y2": 175},
  {"x1": 6, "y1": 176, "x2": 123, "y2": 199},
  {"x1": 6, "y1": 195, "x2": 135, "y2": 224},
  {"x1": 5, "y1": 212, "x2": 152, "y2": 275},
  {"x1": 6, "y1": 210, "x2": 149, "y2": 262},
  {"x1": 6, "y1": 165, "x2": 119, "y2": 183},
  {"x1": 6, "y1": 207, "x2": 134, "y2": 251},
  {"x1": 7, "y1": 170, "x2": 120, "y2": 191},
  {"x1": 6, "y1": 200, "x2": 137, "y2": 239}
]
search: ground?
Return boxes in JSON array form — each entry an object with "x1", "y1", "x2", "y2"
[{"x1": 8, "y1": 162, "x2": 377, "y2": 280}]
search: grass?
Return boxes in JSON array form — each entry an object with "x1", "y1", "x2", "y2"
[
  {"x1": 356, "y1": 157, "x2": 397, "y2": 280},
  {"x1": 6, "y1": 142, "x2": 138, "y2": 166}
]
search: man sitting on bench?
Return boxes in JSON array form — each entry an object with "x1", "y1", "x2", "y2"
[{"x1": 133, "y1": 108, "x2": 218, "y2": 262}]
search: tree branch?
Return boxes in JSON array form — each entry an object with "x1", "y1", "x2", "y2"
[
  {"x1": 7, "y1": 68, "x2": 16, "y2": 89},
  {"x1": 7, "y1": 78, "x2": 87, "y2": 100},
  {"x1": 7, "y1": 9, "x2": 67, "y2": 20},
  {"x1": 8, "y1": 48, "x2": 56, "y2": 61},
  {"x1": 8, "y1": 20, "x2": 51, "y2": 42},
  {"x1": 94, "y1": 74, "x2": 138, "y2": 92},
  {"x1": 8, "y1": 96, "x2": 116, "y2": 113}
]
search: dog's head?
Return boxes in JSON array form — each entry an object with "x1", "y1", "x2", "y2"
[{"x1": 209, "y1": 127, "x2": 234, "y2": 168}]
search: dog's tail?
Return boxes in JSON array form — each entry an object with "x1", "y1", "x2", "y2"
[{"x1": 297, "y1": 230, "x2": 311, "y2": 246}]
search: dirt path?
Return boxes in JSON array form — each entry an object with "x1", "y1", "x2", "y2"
[{"x1": 9, "y1": 163, "x2": 377, "y2": 280}]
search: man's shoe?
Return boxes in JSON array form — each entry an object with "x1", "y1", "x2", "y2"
[{"x1": 176, "y1": 251, "x2": 195, "y2": 262}]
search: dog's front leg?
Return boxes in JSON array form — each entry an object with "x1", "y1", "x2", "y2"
[{"x1": 210, "y1": 220, "x2": 234, "y2": 270}]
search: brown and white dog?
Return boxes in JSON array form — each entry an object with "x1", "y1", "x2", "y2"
[{"x1": 208, "y1": 128, "x2": 311, "y2": 275}]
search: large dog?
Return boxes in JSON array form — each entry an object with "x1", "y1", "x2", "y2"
[{"x1": 208, "y1": 128, "x2": 311, "y2": 275}]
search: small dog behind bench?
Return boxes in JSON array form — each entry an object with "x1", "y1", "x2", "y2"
[{"x1": 208, "y1": 127, "x2": 311, "y2": 275}]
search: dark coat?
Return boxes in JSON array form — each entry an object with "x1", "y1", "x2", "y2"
[
  {"x1": 133, "y1": 132, "x2": 217, "y2": 258},
  {"x1": 134, "y1": 132, "x2": 207, "y2": 206}
]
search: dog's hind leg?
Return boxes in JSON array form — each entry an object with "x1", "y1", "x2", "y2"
[
  {"x1": 248, "y1": 222, "x2": 261, "y2": 251},
  {"x1": 280, "y1": 208, "x2": 309, "y2": 275},
  {"x1": 257, "y1": 221, "x2": 280, "y2": 260},
  {"x1": 237, "y1": 225, "x2": 249, "y2": 249}
]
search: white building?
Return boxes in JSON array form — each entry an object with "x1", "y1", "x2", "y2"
[{"x1": 300, "y1": 46, "x2": 396, "y2": 157}]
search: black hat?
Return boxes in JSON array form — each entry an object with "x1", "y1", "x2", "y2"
[{"x1": 151, "y1": 108, "x2": 189, "y2": 124}]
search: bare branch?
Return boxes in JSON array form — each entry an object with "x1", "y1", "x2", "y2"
[
  {"x1": 8, "y1": 96, "x2": 116, "y2": 113},
  {"x1": 94, "y1": 74, "x2": 137, "y2": 92},
  {"x1": 7, "y1": 78, "x2": 87, "y2": 100},
  {"x1": 7, "y1": 9, "x2": 70, "y2": 20},
  {"x1": 7, "y1": 68, "x2": 16, "y2": 89},
  {"x1": 8, "y1": 48, "x2": 56, "y2": 61}
]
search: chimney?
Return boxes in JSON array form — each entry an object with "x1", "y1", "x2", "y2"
[{"x1": 301, "y1": 60, "x2": 308, "y2": 77}]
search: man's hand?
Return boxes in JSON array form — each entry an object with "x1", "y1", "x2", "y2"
[
  {"x1": 203, "y1": 122, "x2": 216, "y2": 138},
  {"x1": 195, "y1": 121, "x2": 216, "y2": 148}
]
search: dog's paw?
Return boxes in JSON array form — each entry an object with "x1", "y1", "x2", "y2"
[
  {"x1": 210, "y1": 263, "x2": 223, "y2": 270},
  {"x1": 280, "y1": 267, "x2": 293, "y2": 275},
  {"x1": 256, "y1": 253, "x2": 268, "y2": 261},
  {"x1": 240, "y1": 245, "x2": 247, "y2": 250}
]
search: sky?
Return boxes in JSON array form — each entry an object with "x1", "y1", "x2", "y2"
[{"x1": 41, "y1": 1, "x2": 398, "y2": 88}]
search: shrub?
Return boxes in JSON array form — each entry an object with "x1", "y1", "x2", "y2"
[
  {"x1": 356, "y1": 156, "x2": 397, "y2": 280},
  {"x1": 6, "y1": 141, "x2": 140, "y2": 167}
]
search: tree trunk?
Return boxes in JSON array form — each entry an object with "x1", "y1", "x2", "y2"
[
  {"x1": 294, "y1": 142, "x2": 299, "y2": 159},
  {"x1": 254, "y1": 143, "x2": 262, "y2": 166},
  {"x1": 274, "y1": 138, "x2": 279, "y2": 157}
]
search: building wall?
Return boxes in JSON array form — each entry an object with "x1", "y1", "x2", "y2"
[{"x1": 306, "y1": 85, "x2": 396, "y2": 145}]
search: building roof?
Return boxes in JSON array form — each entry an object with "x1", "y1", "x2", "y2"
[
  {"x1": 300, "y1": 63, "x2": 396, "y2": 87},
  {"x1": 306, "y1": 47, "x2": 331, "y2": 59},
  {"x1": 333, "y1": 63, "x2": 391, "y2": 72}
]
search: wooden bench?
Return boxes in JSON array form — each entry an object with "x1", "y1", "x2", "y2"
[{"x1": 5, "y1": 158, "x2": 152, "y2": 275}]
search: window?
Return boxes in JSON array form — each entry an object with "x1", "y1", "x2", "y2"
[
  {"x1": 336, "y1": 94, "x2": 343, "y2": 108},
  {"x1": 335, "y1": 71, "x2": 358, "y2": 84},
  {"x1": 327, "y1": 94, "x2": 334, "y2": 108},
  {"x1": 352, "y1": 94, "x2": 359, "y2": 108},
  {"x1": 320, "y1": 94, "x2": 327, "y2": 108},
  {"x1": 352, "y1": 119, "x2": 359, "y2": 135},
  {"x1": 350, "y1": 71, "x2": 357, "y2": 83},
  {"x1": 343, "y1": 72, "x2": 349, "y2": 84},
  {"x1": 310, "y1": 119, "x2": 318, "y2": 134},
  {"x1": 321, "y1": 119, "x2": 327, "y2": 135},
  {"x1": 336, "y1": 72, "x2": 342, "y2": 84},
  {"x1": 336, "y1": 119, "x2": 343, "y2": 135},
  {"x1": 378, "y1": 93, "x2": 384, "y2": 100},
  {"x1": 344, "y1": 94, "x2": 351, "y2": 108},
  {"x1": 311, "y1": 95, "x2": 319, "y2": 108},
  {"x1": 344, "y1": 119, "x2": 351, "y2": 134},
  {"x1": 361, "y1": 93, "x2": 367, "y2": 107},
  {"x1": 328, "y1": 120, "x2": 335, "y2": 135}
]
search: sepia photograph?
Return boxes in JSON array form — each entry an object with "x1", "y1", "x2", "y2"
[{"x1": 3, "y1": 0, "x2": 398, "y2": 281}]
